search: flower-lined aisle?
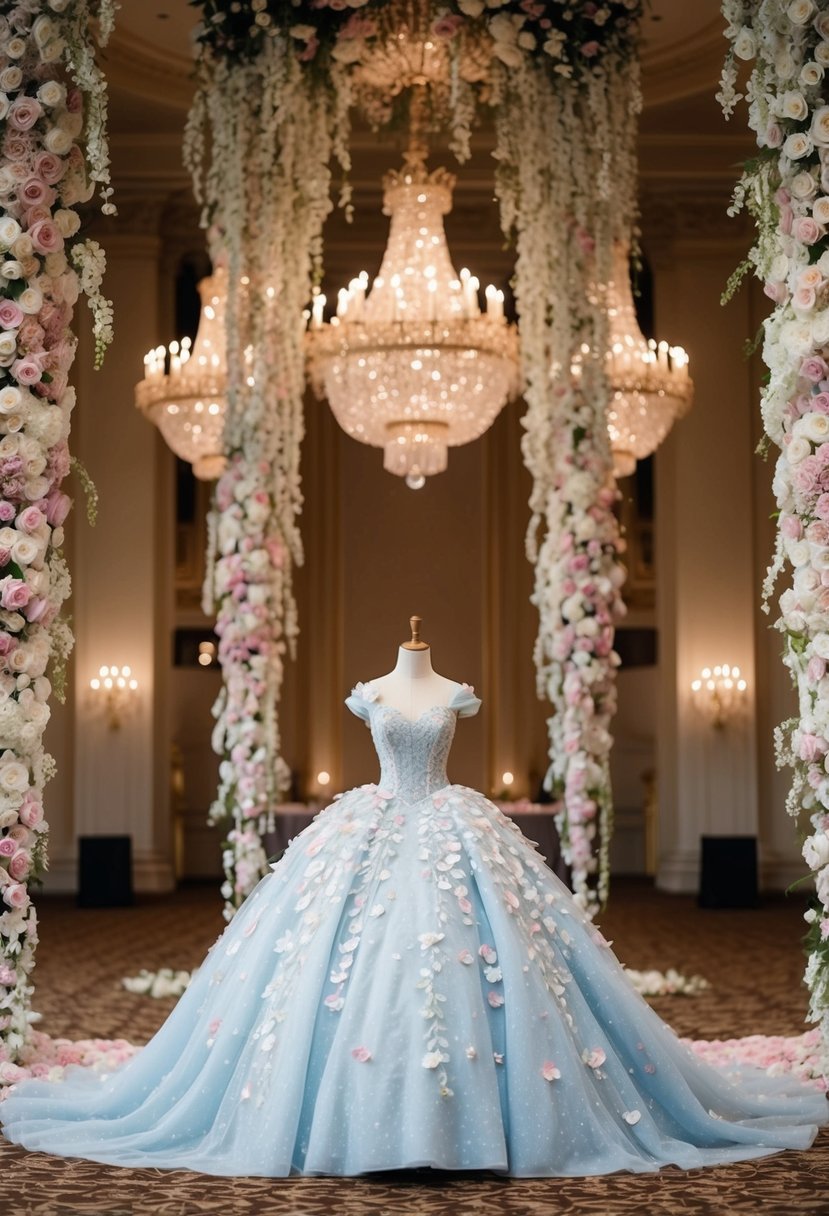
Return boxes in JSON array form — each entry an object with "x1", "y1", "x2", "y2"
[
  {"x1": 721, "y1": 0, "x2": 829, "y2": 1071},
  {"x1": 188, "y1": 0, "x2": 640, "y2": 919},
  {"x1": 0, "y1": 0, "x2": 114, "y2": 1070}
]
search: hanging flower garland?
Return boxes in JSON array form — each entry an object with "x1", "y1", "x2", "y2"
[
  {"x1": 189, "y1": 0, "x2": 639, "y2": 919},
  {"x1": 720, "y1": 0, "x2": 829, "y2": 1073},
  {"x1": 0, "y1": 0, "x2": 115, "y2": 1069}
]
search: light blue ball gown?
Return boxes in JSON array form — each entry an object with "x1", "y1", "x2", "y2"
[{"x1": 1, "y1": 682, "x2": 826, "y2": 1176}]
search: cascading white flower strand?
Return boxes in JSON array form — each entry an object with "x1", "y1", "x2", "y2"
[
  {"x1": 720, "y1": 0, "x2": 829, "y2": 1073},
  {"x1": 0, "y1": 0, "x2": 115, "y2": 1068},
  {"x1": 490, "y1": 53, "x2": 638, "y2": 917},
  {"x1": 185, "y1": 41, "x2": 350, "y2": 920}
]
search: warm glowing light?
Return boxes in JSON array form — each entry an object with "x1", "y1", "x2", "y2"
[
  {"x1": 307, "y1": 149, "x2": 519, "y2": 487},
  {"x1": 690, "y1": 663, "x2": 748, "y2": 729},
  {"x1": 136, "y1": 266, "x2": 228, "y2": 480},
  {"x1": 502, "y1": 771, "x2": 514, "y2": 787},
  {"x1": 317, "y1": 770, "x2": 331, "y2": 787},
  {"x1": 602, "y1": 244, "x2": 693, "y2": 477}
]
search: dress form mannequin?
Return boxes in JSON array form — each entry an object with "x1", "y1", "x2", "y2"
[{"x1": 370, "y1": 616, "x2": 459, "y2": 720}]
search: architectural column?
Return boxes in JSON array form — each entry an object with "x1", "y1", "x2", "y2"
[
  {"x1": 649, "y1": 198, "x2": 761, "y2": 893},
  {"x1": 45, "y1": 202, "x2": 175, "y2": 892}
]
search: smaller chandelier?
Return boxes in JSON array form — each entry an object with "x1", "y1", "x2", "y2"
[
  {"x1": 306, "y1": 149, "x2": 520, "y2": 488},
  {"x1": 605, "y1": 244, "x2": 693, "y2": 478},
  {"x1": 135, "y1": 266, "x2": 228, "y2": 481}
]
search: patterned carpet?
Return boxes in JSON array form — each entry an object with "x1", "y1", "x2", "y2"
[{"x1": 2, "y1": 879, "x2": 829, "y2": 1215}]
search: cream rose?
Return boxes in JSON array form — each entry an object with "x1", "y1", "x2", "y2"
[
  {"x1": 0, "y1": 216, "x2": 20, "y2": 248},
  {"x1": 795, "y1": 412, "x2": 829, "y2": 443},
  {"x1": 785, "y1": 131, "x2": 814, "y2": 158},
  {"x1": 788, "y1": 0, "x2": 815, "y2": 23},
  {"x1": 812, "y1": 106, "x2": 829, "y2": 146},
  {"x1": 733, "y1": 26, "x2": 756, "y2": 60},
  {"x1": 36, "y1": 80, "x2": 64, "y2": 108},
  {"x1": 53, "y1": 208, "x2": 80, "y2": 239},
  {"x1": 814, "y1": 196, "x2": 829, "y2": 225},
  {"x1": 43, "y1": 127, "x2": 72, "y2": 156},
  {"x1": 791, "y1": 169, "x2": 818, "y2": 198},
  {"x1": 11, "y1": 536, "x2": 40, "y2": 566},
  {"x1": 0, "y1": 761, "x2": 28, "y2": 793},
  {"x1": 781, "y1": 90, "x2": 809, "y2": 121},
  {"x1": 776, "y1": 49, "x2": 796, "y2": 78},
  {"x1": 801, "y1": 61, "x2": 825, "y2": 87},
  {"x1": 817, "y1": 41, "x2": 829, "y2": 68},
  {"x1": 0, "y1": 387, "x2": 21, "y2": 417},
  {"x1": 787, "y1": 435, "x2": 812, "y2": 464},
  {"x1": 17, "y1": 287, "x2": 42, "y2": 315}
]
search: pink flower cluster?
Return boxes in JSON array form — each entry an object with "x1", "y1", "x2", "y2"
[
  {"x1": 210, "y1": 453, "x2": 289, "y2": 919},
  {"x1": 543, "y1": 413, "x2": 626, "y2": 918},
  {"x1": 0, "y1": 1029, "x2": 137, "y2": 1092},
  {"x1": 685, "y1": 1029, "x2": 826, "y2": 1093},
  {"x1": 0, "y1": 4, "x2": 99, "y2": 1066}
]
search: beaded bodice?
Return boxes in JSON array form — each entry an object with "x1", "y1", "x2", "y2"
[{"x1": 345, "y1": 682, "x2": 481, "y2": 805}]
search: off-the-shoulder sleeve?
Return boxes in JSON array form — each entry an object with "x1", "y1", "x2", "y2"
[
  {"x1": 345, "y1": 682, "x2": 377, "y2": 723},
  {"x1": 345, "y1": 691, "x2": 370, "y2": 723},
  {"x1": 450, "y1": 683, "x2": 482, "y2": 718}
]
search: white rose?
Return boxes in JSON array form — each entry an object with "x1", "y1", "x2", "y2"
[
  {"x1": 817, "y1": 863, "x2": 829, "y2": 906},
  {"x1": 4, "y1": 38, "x2": 26, "y2": 61},
  {"x1": 0, "y1": 387, "x2": 21, "y2": 416},
  {"x1": 36, "y1": 80, "x2": 64, "y2": 108},
  {"x1": 801, "y1": 60, "x2": 825, "y2": 87},
  {"x1": 791, "y1": 170, "x2": 818, "y2": 199},
  {"x1": 804, "y1": 836, "x2": 829, "y2": 876},
  {"x1": 43, "y1": 128, "x2": 72, "y2": 156},
  {"x1": 733, "y1": 26, "x2": 756, "y2": 60},
  {"x1": 788, "y1": 539, "x2": 811, "y2": 566},
  {"x1": 0, "y1": 761, "x2": 28, "y2": 792},
  {"x1": 17, "y1": 287, "x2": 42, "y2": 315},
  {"x1": 770, "y1": 252, "x2": 790, "y2": 280},
  {"x1": 812, "y1": 309, "x2": 829, "y2": 345},
  {"x1": 788, "y1": 0, "x2": 815, "y2": 22},
  {"x1": 0, "y1": 94, "x2": 8, "y2": 122},
  {"x1": 817, "y1": 41, "x2": 829, "y2": 68},
  {"x1": 812, "y1": 106, "x2": 829, "y2": 147},
  {"x1": 0, "y1": 217, "x2": 20, "y2": 248},
  {"x1": 0, "y1": 333, "x2": 16, "y2": 360},
  {"x1": 813, "y1": 632, "x2": 829, "y2": 659},
  {"x1": 814, "y1": 196, "x2": 829, "y2": 225},
  {"x1": 11, "y1": 536, "x2": 39, "y2": 566},
  {"x1": 785, "y1": 131, "x2": 815, "y2": 159},
  {"x1": 786, "y1": 434, "x2": 812, "y2": 463},
  {"x1": 32, "y1": 15, "x2": 55, "y2": 46},
  {"x1": 796, "y1": 412, "x2": 829, "y2": 442},
  {"x1": 0, "y1": 435, "x2": 20, "y2": 457},
  {"x1": 562, "y1": 594, "x2": 585, "y2": 623},
  {"x1": 1, "y1": 260, "x2": 22, "y2": 280},
  {"x1": 53, "y1": 209, "x2": 80, "y2": 239},
  {"x1": 0, "y1": 67, "x2": 22, "y2": 92},
  {"x1": 781, "y1": 90, "x2": 809, "y2": 121}
]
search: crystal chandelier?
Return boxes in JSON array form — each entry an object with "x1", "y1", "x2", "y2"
[
  {"x1": 306, "y1": 136, "x2": 520, "y2": 488},
  {"x1": 135, "y1": 265, "x2": 228, "y2": 481},
  {"x1": 604, "y1": 244, "x2": 693, "y2": 477}
]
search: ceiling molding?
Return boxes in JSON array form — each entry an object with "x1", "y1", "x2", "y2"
[
  {"x1": 106, "y1": 28, "x2": 194, "y2": 111},
  {"x1": 640, "y1": 18, "x2": 725, "y2": 107}
]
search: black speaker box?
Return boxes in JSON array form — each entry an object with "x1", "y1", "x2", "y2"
[
  {"x1": 698, "y1": 835, "x2": 759, "y2": 909},
  {"x1": 77, "y1": 835, "x2": 133, "y2": 908}
]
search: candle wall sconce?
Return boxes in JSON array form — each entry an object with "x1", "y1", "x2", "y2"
[
  {"x1": 690, "y1": 664, "x2": 747, "y2": 730},
  {"x1": 89, "y1": 665, "x2": 139, "y2": 730}
]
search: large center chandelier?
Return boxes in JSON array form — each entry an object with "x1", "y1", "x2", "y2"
[
  {"x1": 603, "y1": 243, "x2": 693, "y2": 477},
  {"x1": 307, "y1": 120, "x2": 520, "y2": 488},
  {"x1": 135, "y1": 265, "x2": 228, "y2": 481}
]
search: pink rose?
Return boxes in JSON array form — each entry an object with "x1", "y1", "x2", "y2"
[
  {"x1": 794, "y1": 216, "x2": 824, "y2": 245},
  {"x1": 17, "y1": 317, "x2": 44, "y2": 351},
  {"x1": 24, "y1": 203, "x2": 50, "y2": 228},
  {"x1": 18, "y1": 798, "x2": 43, "y2": 829},
  {"x1": 33, "y1": 152, "x2": 65, "y2": 185},
  {"x1": 801, "y1": 357, "x2": 828, "y2": 383},
  {"x1": 794, "y1": 285, "x2": 817, "y2": 311},
  {"x1": 764, "y1": 280, "x2": 789, "y2": 304},
  {"x1": 817, "y1": 493, "x2": 829, "y2": 520},
  {"x1": 800, "y1": 732, "x2": 826, "y2": 761},
  {"x1": 781, "y1": 514, "x2": 803, "y2": 539},
  {"x1": 28, "y1": 219, "x2": 63, "y2": 255},
  {"x1": 0, "y1": 298, "x2": 24, "y2": 329},
  {"x1": 16, "y1": 505, "x2": 44, "y2": 534},
  {"x1": 766, "y1": 122, "x2": 784, "y2": 148},
  {"x1": 44, "y1": 489, "x2": 70, "y2": 527},
  {"x1": 779, "y1": 205, "x2": 794, "y2": 236},
  {"x1": 23, "y1": 595, "x2": 48, "y2": 623},
  {"x1": 3, "y1": 882, "x2": 28, "y2": 909},
  {"x1": 812, "y1": 392, "x2": 829, "y2": 414},
  {"x1": 18, "y1": 177, "x2": 52, "y2": 208},
  {"x1": 8, "y1": 850, "x2": 29, "y2": 881},
  {"x1": 11, "y1": 357, "x2": 42, "y2": 386},
  {"x1": 66, "y1": 88, "x2": 83, "y2": 115},
  {"x1": 0, "y1": 965, "x2": 17, "y2": 986},
  {"x1": 0, "y1": 577, "x2": 31, "y2": 609},
  {"x1": 432, "y1": 13, "x2": 463, "y2": 37},
  {"x1": 8, "y1": 98, "x2": 42, "y2": 132},
  {"x1": 0, "y1": 502, "x2": 14, "y2": 523},
  {"x1": 0, "y1": 838, "x2": 15, "y2": 858}
]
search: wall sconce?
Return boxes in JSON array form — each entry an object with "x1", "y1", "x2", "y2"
[
  {"x1": 690, "y1": 664, "x2": 747, "y2": 730},
  {"x1": 198, "y1": 640, "x2": 216, "y2": 667},
  {"x1": 494, "y1": 770, "x2": 516, "y2": 800},
  {"x1": 89, "y1": 665, "x2": 139, "y2": 730}
]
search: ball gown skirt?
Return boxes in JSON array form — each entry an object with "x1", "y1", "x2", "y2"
[{"x1": 1, "y1": 683, "x2": 826, "y2": 1177}]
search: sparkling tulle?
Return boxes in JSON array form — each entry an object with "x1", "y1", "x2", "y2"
[{"x1": 1, "y1": 685, "x2": 826, "y2": 1176}]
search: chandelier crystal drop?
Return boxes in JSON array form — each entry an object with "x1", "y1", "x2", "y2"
[
  {"x1": 604, "y1": 244, "x2": 693, "y2": 478},
  {"x1": 135, "y1": 266, "x2": 228, "y2": 481},
  {"x1": 307, "y1": 147, "x2": 520, "y2": 488}
]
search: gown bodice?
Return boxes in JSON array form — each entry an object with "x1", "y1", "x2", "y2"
[{"x1": 345, "y1": 681, "x2": 481, "y2": 805}]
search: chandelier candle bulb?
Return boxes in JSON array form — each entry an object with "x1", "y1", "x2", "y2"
[{"x1": 690, "y1": 664, "x2": 749, "y2": 730}]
